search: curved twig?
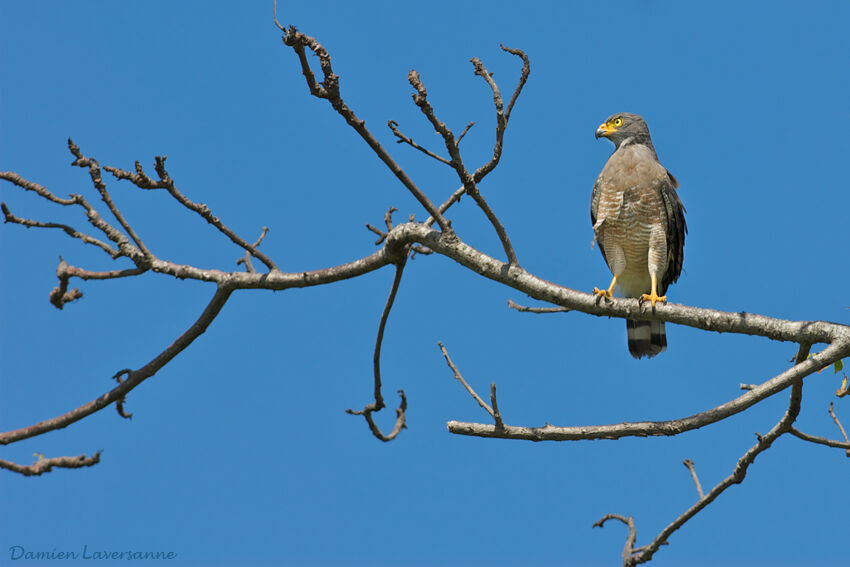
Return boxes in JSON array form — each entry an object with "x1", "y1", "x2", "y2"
[
  {"x1": 593, "y1": 514, "x2": 637, "y2": 565},
  {"x1": 346, "y1": 260, "x2": 408, "y2": 441}
]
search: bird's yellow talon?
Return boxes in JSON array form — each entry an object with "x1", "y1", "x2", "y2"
[
  {"x1": 594, "y1": 275, "x2": 618, "y2": 300},
  {"x1": 641, "y1": 273, "x2": 666, "y2": 306},
  {"x1": 641, "y1": 291, "x2": 666, "y2": 306}
]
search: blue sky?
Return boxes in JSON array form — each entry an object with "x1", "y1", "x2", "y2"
[{"x1": 1, "y1": 2, "x2": 848, "y2": 566}]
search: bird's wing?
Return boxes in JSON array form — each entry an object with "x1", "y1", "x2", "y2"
[
  {"x1": 590, "y1": 173, "x2": 609, "y2": 265},
  {"x1": 657, "y1": 169, "x2": 687, "y2": 294}
]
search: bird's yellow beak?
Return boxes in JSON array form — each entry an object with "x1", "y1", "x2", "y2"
[{"x1": 595, "y1": 121, "x2": 616, "y2": 139}]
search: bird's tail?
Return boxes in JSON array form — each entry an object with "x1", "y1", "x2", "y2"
[{"x1": 626, "y1": 319, "x2": 666, "y2": 359}]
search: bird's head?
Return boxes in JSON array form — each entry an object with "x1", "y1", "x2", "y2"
[{"x1": 595, "y1": 112, "x2": 652, "y2": 148}]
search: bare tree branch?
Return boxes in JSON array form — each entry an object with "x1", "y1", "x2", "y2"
[
  {"x1": 280, "y1": 26, "x2": 453, "y2": 234},
  {"x1": 69, "y1": 139, "x2": 153, "y2": 260},
  {"x1": 447, "y1": 340, "x2": 845, "y2": 441},
  {"x1": 1, "y1": 25, "x2": 846, "y2": 566},
  {"x1": 0, "y1": 168, "x2": 140, "y2": 261},
  {"x1": 0, "y1": 285, "x2": 234, "y2": 446},
  {"x1": 1, "y1": 202, "x2": 120, "y2": 258},
  {"x1": 619, "y1": 379, "x2": 806, "y2": 566},
  {"x1": 408, "y1": 69, "x2": 519, "y2": 266},
  {"x1": 105, "y1": 159, "x2": 279, "y2": 272},
  {"x1": 0, "y1": 453, "x2": 101, "y2": 476},
  {"x1": 593, "y1": 345, "x2": 813, "y2": 565}
]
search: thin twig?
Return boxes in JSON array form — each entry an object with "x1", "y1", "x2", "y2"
[
  {"x1": 788, "y1": 427, "x2": 850, "y2": 453},
  {"x1": 490, "y1": 382, "x2": 504, "y2": 429},
  {"x1": 425, "y1": 185, "x2": 465, "y2": 228},
  {"x1": 438, "y1": 342, "x2": 495, "y2": 419},
  {"x1": 499, "y1": 45, "x2": 530, "y2": 123},
  {"x1": 456, "y1": 121, "x2": 475, "y2": 145},
  {"x1": 682, "y1": 459, "x2": 705, "y2": 499},
  {"x1": 387, "y1": 120, "x2": 452, "y2": 165},
  {"x1": 829, "y1": 401, "x2": 849, "y2": 448},
  {"x1": 237, "y1": 227, "x2": 269, "y2": 273}
]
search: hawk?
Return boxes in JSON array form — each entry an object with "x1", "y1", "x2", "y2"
[{"x1": 591, "y1": 113, "x2": 687, "y2": 358}]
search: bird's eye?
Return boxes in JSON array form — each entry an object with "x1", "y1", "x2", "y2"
[{"x1": 613, "y1": 117, "x2": 623, "y2": 127}]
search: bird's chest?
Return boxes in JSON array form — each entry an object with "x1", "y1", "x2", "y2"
[{"x1": 596, "y1": 183, "x2": 654, "y2": 239}]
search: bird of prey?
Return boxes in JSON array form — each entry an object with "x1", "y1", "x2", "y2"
[{"x1": 591, "y1": 113, "x2": 687, "y2": 358}]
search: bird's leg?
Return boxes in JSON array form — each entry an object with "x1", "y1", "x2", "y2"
[
  {"x1": 641, "y1": 273, "x2": 667, "y2": 306},
  {"x1": 593, "y1": 275, "x2": 618, "y2": 300}
]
